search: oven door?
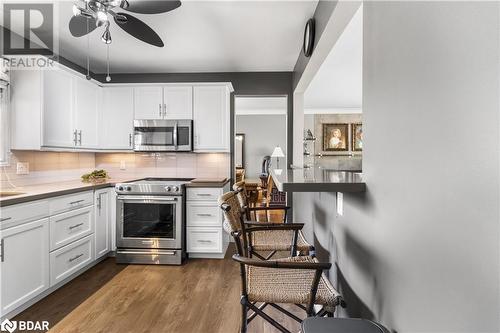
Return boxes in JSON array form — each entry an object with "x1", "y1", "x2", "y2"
[{"x1": 116, "y1": 195, "x2": 182, "y2": 250}]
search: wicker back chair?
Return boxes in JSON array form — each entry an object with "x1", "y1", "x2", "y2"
[
  {"x1": 232, "y1": 182, "x2": 314, "y2": 259},
  {"x1": 218, "y1": 192, "x2": 346, "y2": 333}
]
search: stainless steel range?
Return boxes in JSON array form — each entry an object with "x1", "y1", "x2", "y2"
[{"x1": 115, "y1": 178, "x2": 190, "y2": 265}]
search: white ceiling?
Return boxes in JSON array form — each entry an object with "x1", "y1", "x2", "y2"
[
  {"x1": 42, "y1": 0, "x2": 318, "y2": 73},
  {"x1": 304, "y1": 4, "x2": 362, "y2": 113}
]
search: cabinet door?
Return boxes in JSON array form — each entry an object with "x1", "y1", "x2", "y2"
[
  {"x1": 42, "y1": 69, "x2": 75, "y2": 148},
  {"x1": 74, "y1": 78, "x2": 100, "y2": 148},
  {"x1": 101, "y1": 87, "x2": 134, "y2": 149},
  {"x1": 0, "y1": 218, "x2": 50, "y2": 316},
  {"x1": 193, "y1": 86, "x2": 230, "y2": 152},
  {"x1": 163, "y1": 86, "x2": 193, "y2": 119},
  {"x1": 94, "y1": 189, "x2": 110, "y2": 259},
  {"x1": 134, "y1": 86, "x2": 163, "y2": 119}
]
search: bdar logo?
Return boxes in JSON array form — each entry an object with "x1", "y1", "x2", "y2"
[{"x1": 0, "y1": 319, "x2": 17, "y2": 333}]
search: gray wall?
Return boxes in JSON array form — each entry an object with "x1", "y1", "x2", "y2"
[
  {"x1": 294, "y1": 2, "x2": 499, "y2": 332},
  {"x1": 293, "y1": 0, "x2": 338, "y2": 89},
  {"x1": 235, "y1": 114, "x2": 287, "y2": 178}
]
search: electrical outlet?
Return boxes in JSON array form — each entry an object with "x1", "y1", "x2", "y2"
[
  {"x1": 16, "y1": 162, "x2": 29, "y2": 175},
  {"x1": 336, "y1": 192, "x2": 344, "y2": 216},
  {"x1": 120, "y1": 160, "x2": 126, "y2": 170}
]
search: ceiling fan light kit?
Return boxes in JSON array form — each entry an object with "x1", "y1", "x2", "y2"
[{"x1": 69, "y1": 0, "x2": 181, "y2": 47}]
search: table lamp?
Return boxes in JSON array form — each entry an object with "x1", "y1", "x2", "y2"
[{"x1": 271, "y1": 146, "x2": 285, "y2": 169}]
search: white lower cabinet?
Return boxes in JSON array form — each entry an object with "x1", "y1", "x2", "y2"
[
  {"x1": 186, "y1": 185, "x2": 229, "y2": 258},
  {"x1": 1, "y1": 188, "x2": 113, "y2": 319},
  {"x1": 94, "y1": 188, "x2": 111, "y2": 259},
  {"x1": 187, "y1": 227, "x2": 223, "y2": 253},
  {"x1": 0, "y1": 218, "x2": 50, "y2": 316},
  {"x1": 50, "y1": 235, "x2": 94, "y2": 286},
  {"x1": 49, "y1": 206, "x2": 94, "y2": 251}
]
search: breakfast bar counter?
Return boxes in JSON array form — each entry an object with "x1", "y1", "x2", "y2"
[{"x1": 270, "y1": 168, "x2": 366, "y2": 193}]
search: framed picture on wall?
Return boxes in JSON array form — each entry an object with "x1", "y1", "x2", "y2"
[
  {"x1": 351, "y1": 123, "x2": 363, "y2": 151},
  {"x1": 322, "y1": 123, "x2": 348, "y2": 151}
]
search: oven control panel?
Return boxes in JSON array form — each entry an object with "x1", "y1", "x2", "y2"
[{"x1": 115, "y1": 180, "x2": 186, "y2": 196}]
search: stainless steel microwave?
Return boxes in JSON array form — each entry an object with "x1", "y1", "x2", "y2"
[{"x1": 134, "y1": 119, "x2": 193, "y2": 152}]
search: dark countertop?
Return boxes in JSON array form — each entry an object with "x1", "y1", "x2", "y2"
[
  {"x1": 271, "y1": 168, "x2": 365, "y2": 193},
  {"x1": 0, "y1": 177, "x2": 230, "y2": 207}
]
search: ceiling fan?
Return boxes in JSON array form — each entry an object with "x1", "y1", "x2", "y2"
[{"x1": 69, "y1": 0, "x2": 181, "y2": 47}]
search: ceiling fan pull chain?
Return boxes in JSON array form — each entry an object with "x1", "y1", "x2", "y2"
[
  {"x1": 86, "y1": 17, "x2": 91, "y2": 80},
  {"x1": 106, "y1": 43, "x2": 111, "y2": 82}
]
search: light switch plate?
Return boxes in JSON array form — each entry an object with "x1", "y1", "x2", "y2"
[
  {"x1": 120, "y1": 160, "x2": 126, "y2": 170},
  {"x1": 16, "y1": 162, "x2": 29, "y2": 175},
  {"x1": 336, "y1": 192, "x2": 343, "y2": 216}
]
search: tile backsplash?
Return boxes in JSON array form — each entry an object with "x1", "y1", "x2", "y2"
[
  {"x1": 1, "y1": 151, "x2": 230, "y2": 188},
  {"x1": 1, "y1": 151, "x2": 96, "y2": 188},
  {"x1": 94, "y1": 152, "x2": 230, "y2": 180}
]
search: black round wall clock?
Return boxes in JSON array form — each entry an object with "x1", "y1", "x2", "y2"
[{"x1": 303, "y1": 18, "x2": 315, "y2": 57}]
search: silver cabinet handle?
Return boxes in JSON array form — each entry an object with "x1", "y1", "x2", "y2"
[
  {"x1": 196, "y1": 193, "x2": 212, "y2": 197},
  {"x1": 142, "y1": 240, "x2": 154, "y2": 244},
  {"x1": 159, "y1": 104, "x2": 162, "y2": 117},
  {"x1": 0, "y1": 217, "x2": 12, "y2": 222},
  {"x1": 129, "y1": 133, "x2": 133, "y2": 147},
  {"x1": 97, "y1": 193, "x2": 102, "y2": 210},
  {"x1": 196, "y1": 213, "x2": 212, "y2": 217},
  {"x1": 73, "y1": 130, "x2": 78, "y2": 145},
  {"x1": 69, "y1": 223, "x2": 84, "y2": 230},
  {"x1": 163, "y1": 103, "x2": 167, "y2": 118},
  {"x1": 69, "y1": 253, "x2": 84, "y2": 262},
  {"x1": 0, "y1": 239, "x2": 4, "y2": 262},
  {"x1": 197, "y1": 240, "x2": 212, "y2": 243},
  {"x1": 78, "y1": 130, "x2": 82, "y2": 146},
  {"x1": 69, "y1": 200, "x2": 84, "y2": 205}
]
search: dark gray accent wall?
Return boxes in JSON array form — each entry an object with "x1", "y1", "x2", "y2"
[
  {"x1": 292, "y1": 0, "x2": 337, "y2": 90},
  {"x1": 93, "y1": 72, "x2": 294, "y2": 181}
]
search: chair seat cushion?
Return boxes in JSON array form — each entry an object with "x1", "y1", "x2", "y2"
[
  {"x1": 251, "y1": 229, "x2": 311, "y2": 251},
  {"x1": 246, "y1": 256, "x2": 342, "y2": 310}
]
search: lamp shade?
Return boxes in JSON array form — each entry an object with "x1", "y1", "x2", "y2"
[{"x1": 271, "y1": 146, "x2": 285, "y2": 158}]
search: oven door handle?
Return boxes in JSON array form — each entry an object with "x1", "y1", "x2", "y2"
[{"x1": 117, "y1": 195, "x2": 179, "y2": 202}]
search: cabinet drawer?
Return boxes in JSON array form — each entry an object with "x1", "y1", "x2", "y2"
[
  {"x1": 186, "y1": 203, "x2": 221, "y2": 227},
  {"x1": 49, "y1": 191, "x2": 93, "y2": 215},
  {"x1": 187, "y1": 227, "x2": 222, "y2": 253},
  {"x1": 0, "y1": 200, "x2": 49, "y2": 230},
  {"x1": 187, "y1": 188, "x2": 223, "y2": 201},
  {"x1": 50, "y1": 235, "x2": 94, "y2": 286},
  {"x1": 49, "y1": 206, "x2": 94, "y2": 251}
]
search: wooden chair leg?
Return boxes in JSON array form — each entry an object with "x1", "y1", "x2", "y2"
[{"x1": 240, "y1": 296, "x2": 248, "y2": 333}]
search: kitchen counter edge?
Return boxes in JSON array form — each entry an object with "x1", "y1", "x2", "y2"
[{"x1": 0, "y1": 178, "x2": 230, "y2": 207}]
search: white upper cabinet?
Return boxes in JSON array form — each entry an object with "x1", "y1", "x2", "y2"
[
  {"x1": 163, "y1": 86, "x2": 193, "y2": 119},
  {"x1": 101, "y1": 87, "x2": 134, "y2": 150},
  {"x1": 134, "y1": 85, "x2": 193, "y2": 120},
  {"x1": 74, "y1": 77, "x2": 101, "y2": 149},
  {"x1": 193, "y1": 85, "x2": 230, "y2": 152},
  {"x1": 42, "y1": 68, "x2": 75, "y2": 148},
  {"x1": 133, "y1": 86, "x2": 163, "y2": 119}
]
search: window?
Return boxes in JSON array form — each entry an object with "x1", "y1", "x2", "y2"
[{"x1": 0, "y1": 60, "x2": 10, "y2": 166}]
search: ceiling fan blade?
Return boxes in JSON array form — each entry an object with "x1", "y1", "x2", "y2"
[
  {"x1": 69, "y1": 15, "x2": 97, "y2": 37},
  {"x1": 113, "y1": 12, "x2": 164, "y2": 47},
  {"x1": 120, "y1": 0, "x2": 181, "y2": 14}
]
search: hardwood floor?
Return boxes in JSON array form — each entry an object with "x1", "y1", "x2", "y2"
[{"x1": 15, "y1": 247, "x2": 303, "y2": 333}]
